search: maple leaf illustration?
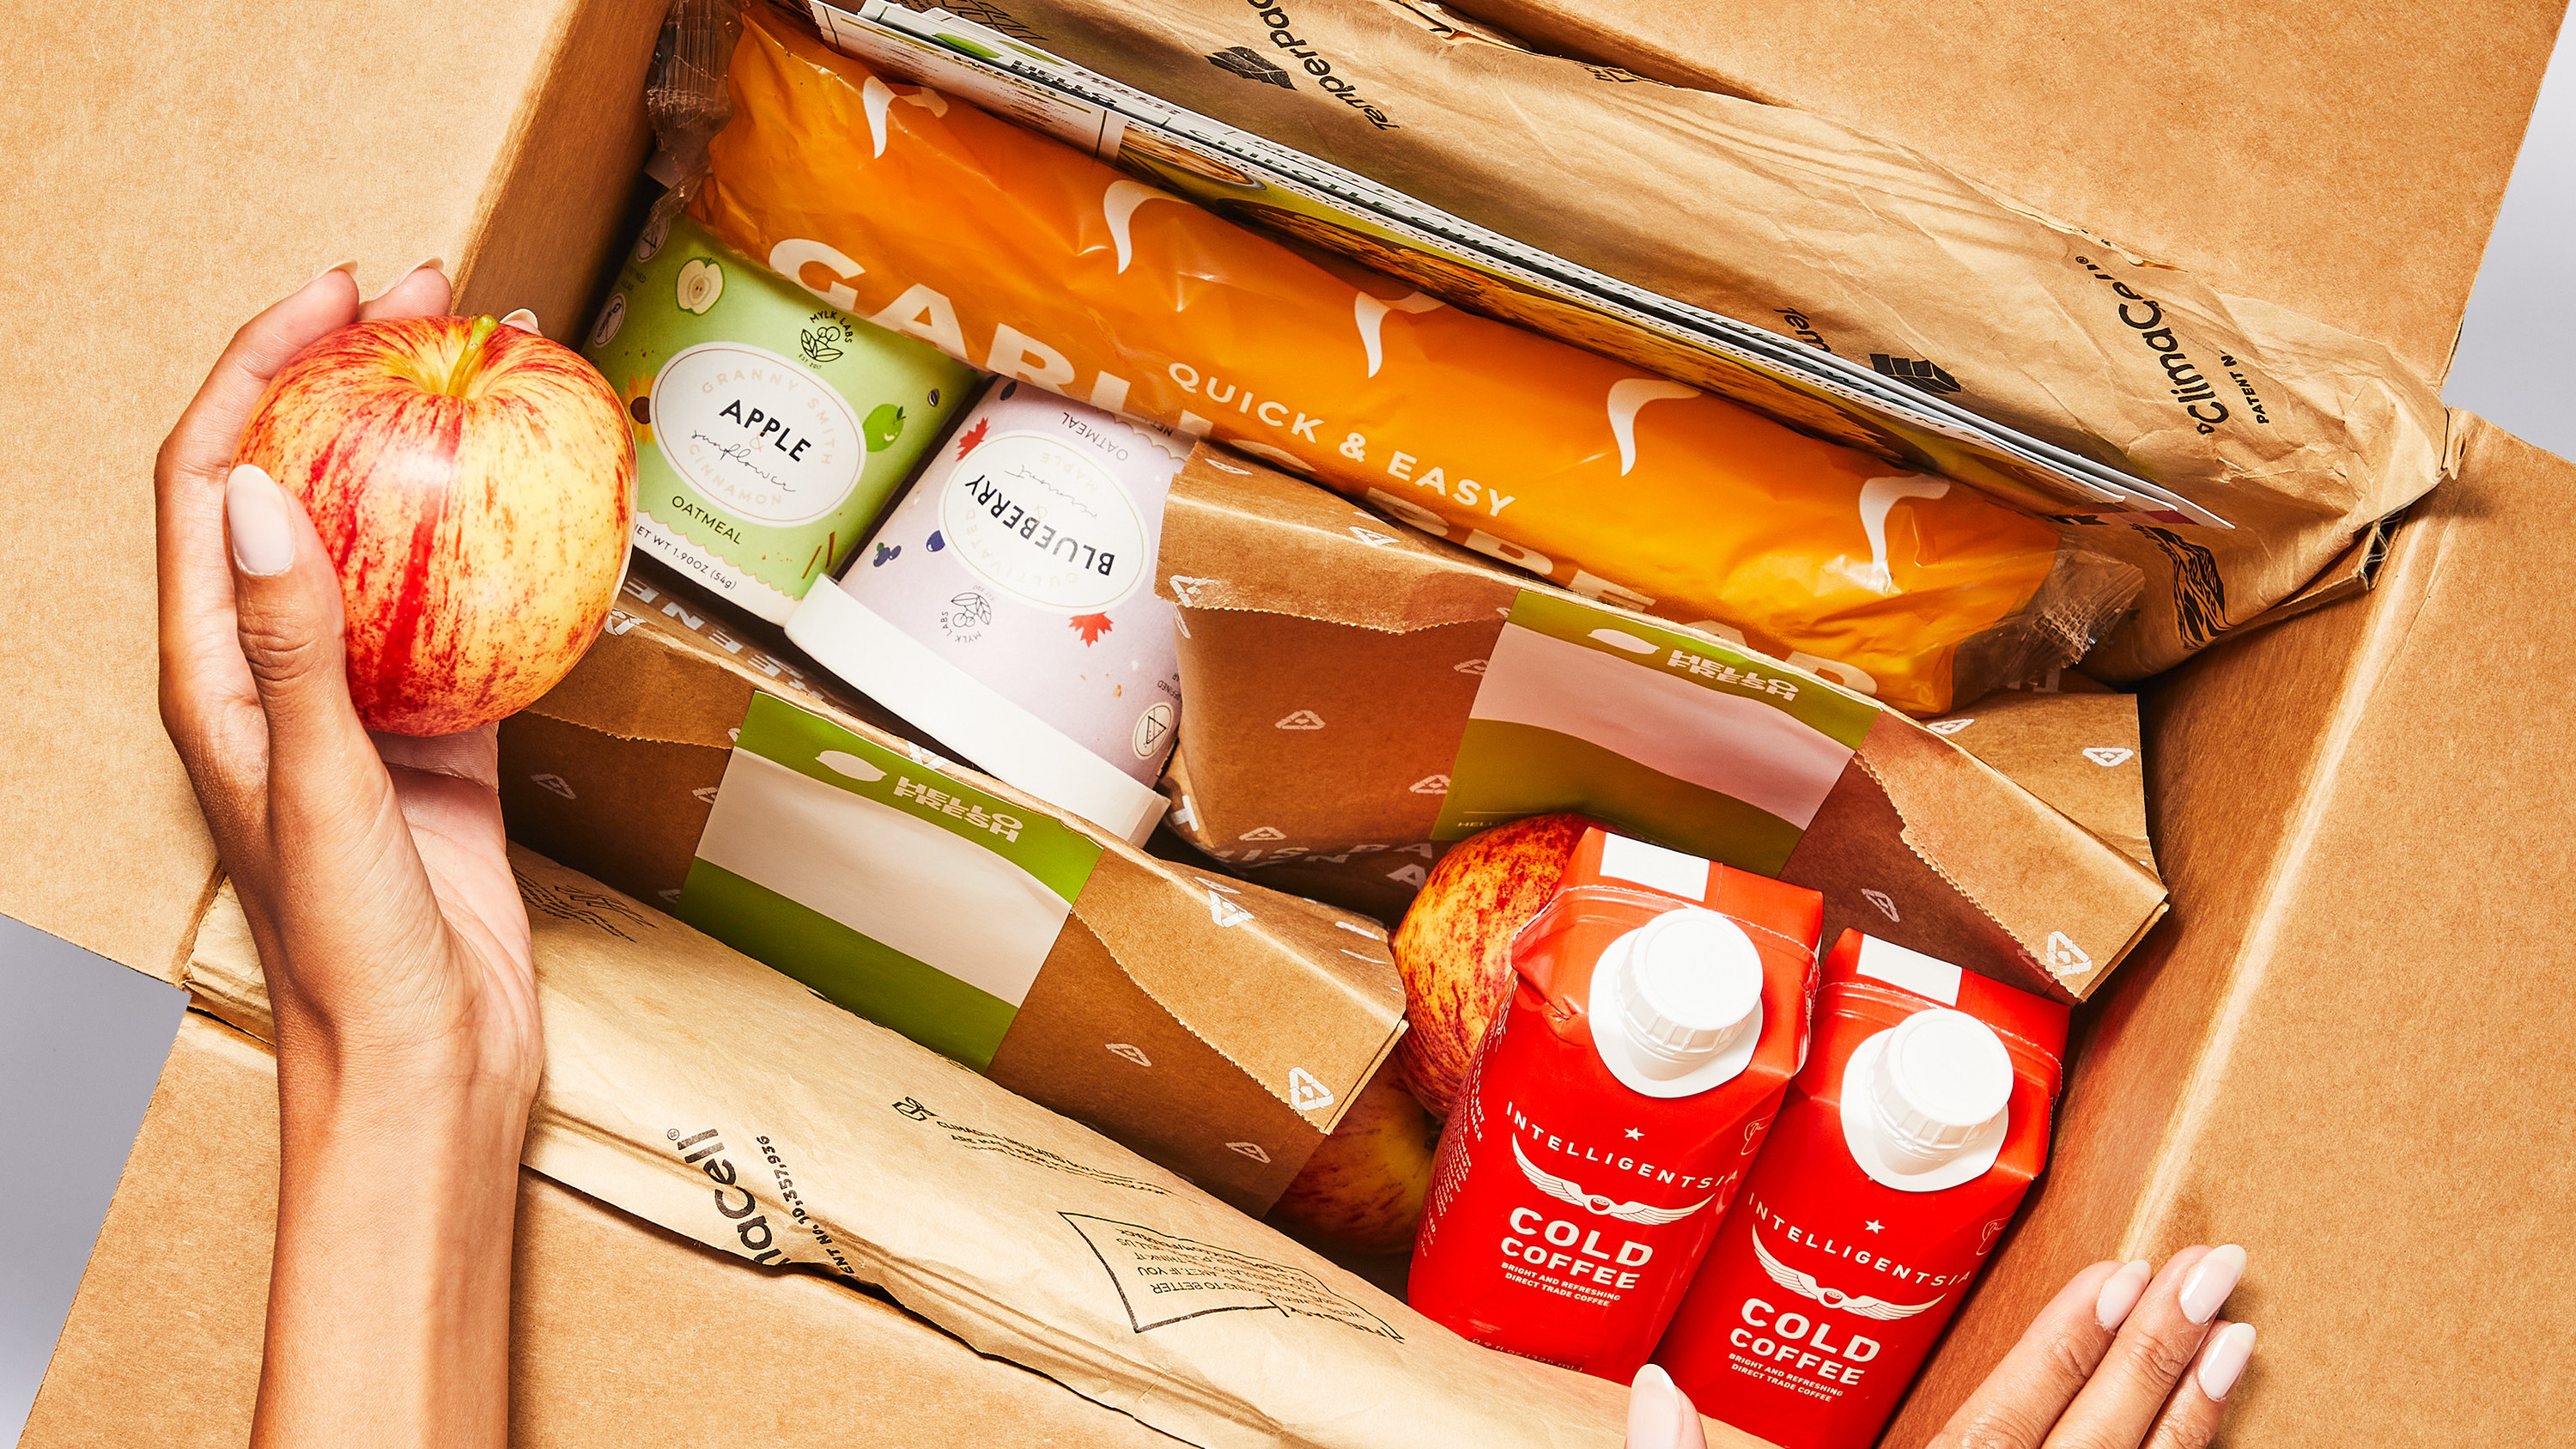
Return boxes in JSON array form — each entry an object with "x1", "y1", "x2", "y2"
[
  {"x1": 955, "y1": 417, "x2": 989, "y2": 460},
  {"x1": 1069, "y1": 612, "x2": 1115, "y2": 646}
]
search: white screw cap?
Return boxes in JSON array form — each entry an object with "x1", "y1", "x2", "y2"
[
  {"x1": 1609, "y1": 909, "x2": 1765, "y2": 1080},
  {"x1": 1865, "y1": 1009, "x2": 2014, "y2": 1171}
]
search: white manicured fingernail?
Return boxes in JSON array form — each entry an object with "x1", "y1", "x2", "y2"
[
  {"x1": 498, "y1": 308, "x2": 542, "y2": 335},
  {"x1": 2178, "y1": 1244, "x2": 2246, "y2": 1324},
  {"x1": 2196, "y1": 1322, "x2": 2255, "y2": 1401},
  {"x1": 226, "y1": 464, "x2": 296, "y2": 576},
  {"x1": 301, "y1": 259, "x2": 358, "y2": 291},
  {"x1": 369, "y1": 257, "x2": 447, "y2": 302},
  {"x1": 1628, "y1": 1363, "x2": 1688, "y2": 1449},
  {"x1": 2094, "y1": 1259, "x2": 2153, "y2": 1330}
]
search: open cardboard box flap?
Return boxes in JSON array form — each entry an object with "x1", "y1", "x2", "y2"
[
  {"x1": 1157, "y1": 446, "x2": 2166, "y2": 1000},
  {"x1": 1439, "y1": 0, "x2": 2566, "y2": 387},
  {"x1": 173, "y1": 849, "x2": 1750, "y2": 1449}
]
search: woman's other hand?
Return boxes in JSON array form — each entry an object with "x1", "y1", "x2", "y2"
[{"x1": 1625, "y1": 1246, "x2": 2254, "y2": 1448}]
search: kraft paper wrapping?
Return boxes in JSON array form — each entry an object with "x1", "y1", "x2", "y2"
[
  {"x1": 179, "y1": 853, "x2": 1764, "y2": 1449},
  {"x1": 875, "y1": 0, "x2": 2451, "y2": 680},
  {"x1": 1152, "y1": 447, "x2": 2164, "y2": 999}
]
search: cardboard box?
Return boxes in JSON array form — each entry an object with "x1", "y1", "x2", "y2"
[
  {"x1": 501, "y1": 557, "x2": 1406, "y2": 1214},
  {"x1": 13, "y1": 1, "x2": 2576, "y2": 1445},
  {"x1": 1153, "y1": 446, "x2": 2166, "y2": 1002}
]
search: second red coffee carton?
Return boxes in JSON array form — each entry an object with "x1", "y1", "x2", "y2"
[
  {"x1": 1408, "y1": 828, "x2": 1823, "y2": 1382},
  {"x1": 1656, "y1": 929, "x2": 2070, "y2": 1448}
]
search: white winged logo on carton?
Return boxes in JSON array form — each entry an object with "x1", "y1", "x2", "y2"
[
  {"x1": 1514, "y1": 1136, "x2": 1712, "y2": 1226},
  {"x1": 1752, "y1": 1223, "x2": 1944, "y2": 1321}
]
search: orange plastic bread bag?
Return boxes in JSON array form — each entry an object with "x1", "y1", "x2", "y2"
[{"x1": 693, "y1": 8, "x2": 2080, "y2": 715}]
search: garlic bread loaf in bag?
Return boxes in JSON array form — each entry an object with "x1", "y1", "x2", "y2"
[{"x1": 690, "y1": 7, "x2": 2130, "y2": 714}]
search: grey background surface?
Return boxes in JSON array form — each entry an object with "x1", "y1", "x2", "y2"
[{"x1": 2, "y1": 12, "x2": 2568, "y2": 1445}]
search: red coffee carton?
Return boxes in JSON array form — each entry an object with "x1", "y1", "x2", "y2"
[
  {"x1": 1656, "y1": 930, "x2": 2070, "y2": 1449},
  {"x1": 1407, "y1": 829, "x2": 1824, "y2": 1382}
]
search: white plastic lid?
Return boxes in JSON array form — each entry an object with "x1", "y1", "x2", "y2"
[
  {"x1": 1864, "y1": 1009, "x2": 2014, "y2": 1171},
  {"x1": 1589, "y1": 908, "x2": 1767, "y2": 1098}
]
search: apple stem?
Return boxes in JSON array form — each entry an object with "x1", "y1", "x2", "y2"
[{"x1": 447, "y1": 315, "x2": 501, "y2": 399}]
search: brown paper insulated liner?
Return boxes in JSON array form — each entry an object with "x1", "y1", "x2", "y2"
[
  {"x1": 174, "y1": 852, "x2": 1773, "y2": 1449},
  {"x1": 901, "y1": 0, "x2": 2449, "y2": 681}
]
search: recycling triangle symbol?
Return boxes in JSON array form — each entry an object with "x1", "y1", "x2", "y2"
[
  {"x1": 2043, "y1": 931, "x2": 2093, "y2": 970},
  {"x1": 1927, "y1": 718, "x2": 1974, "y2": 735},
  {"x1": 1288, "y1": 1067, "x2": 1336, "y2": 1112},
  {"x1": 1206, "y1": 888, "x2": 1256, "y2": 928},
  {"x1": 1407, "y1": 774, "x2": 1450, "y2": 795},
  {"x1": 1238, "y1": 825, "x2": 1286, "y2": 841},
  {"x1": 2082, "y1": 746, "x2": 2136, "y2": 767},
  {"x1": 1347, "y1": 526, "x2": 1400, "y2": 548},
  {"x1": 1275, "y1": 709, "x2": 1327, "y2": 730}
]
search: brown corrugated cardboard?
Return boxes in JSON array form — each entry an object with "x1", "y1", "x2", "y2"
[
  {"x1": 500, "y1": 557, "x2": 1404, "y2": 1213},
  {"x1": 1155, "y1": 445, "x2": 2165, "y2": 1001},
  {"x1": 21, "y1": 1012, "x2": 1176, "y2": 1449},
  {"x1": 1884, "y1": 413, "x2": 2576, "y2": 1444},
  {"x1": 0, "y1": 0, "x2": 663, "y2": 983},
  {"x1": 1442, "y1": 0, "x2": 2563, "y2": 386},
  {"x1": 172, "y1": 848, "x2": 1759, "y2": 1449}
]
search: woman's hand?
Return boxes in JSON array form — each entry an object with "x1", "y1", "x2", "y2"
[
  {"x1": 157, "y1": 261, "x2": 539, "y2": 1449},
  {"x1": 157, "y1": 259, "x2": 539, "y2": 1102},
  {"x1": 1625, "y1": 1245, "x2": 2254, "y2": 1448}
]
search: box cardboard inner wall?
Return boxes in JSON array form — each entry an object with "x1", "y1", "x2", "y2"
[
  {"x1": 9, "y1": 0, "x2": 2576, "y2": 1444},
  {"x1": 501, "y1": 557, "x2": 1406, "y2": 1214},
  {"x1": 1443, "y1": 0, "x2": 2564, "y2": 387}
]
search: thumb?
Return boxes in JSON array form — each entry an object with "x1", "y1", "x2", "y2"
[{"x1": 223, "y1": 463, "x2": 390, "y2": 808}]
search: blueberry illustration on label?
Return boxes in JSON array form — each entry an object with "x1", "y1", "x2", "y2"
[
  {"x1": 865, "y1": 402, "x2": 906, "y2": 452},
  {"x1": 872, "y1": 542, "x2": 901, "y2": 567},
  {"x1": 926, "y1": 531, "x2": 945, "y2": 551}
]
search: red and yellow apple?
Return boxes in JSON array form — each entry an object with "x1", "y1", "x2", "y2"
[
  {"x1": 237, "y1": 314, "x2": 635, "y2": 736},
  {"x1": 1390, "y1": 813, "x2": 1589, "y2": 1118},
  {"x1": 1265, "y1": 1060, "x2": 1438, "y2": 1256}
]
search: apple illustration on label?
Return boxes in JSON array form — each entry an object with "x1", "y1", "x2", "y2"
[{"x1": 235, "y1": 314, "x2": 636, "y2": 735}]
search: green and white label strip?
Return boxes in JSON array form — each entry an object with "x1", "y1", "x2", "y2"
[
  {"x1": 677, "y1": 692, "x2": 1103, "y2": 1071},
  {"x1": 1436, "y1": 593, "x2": 1882, "y2": 874}
]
